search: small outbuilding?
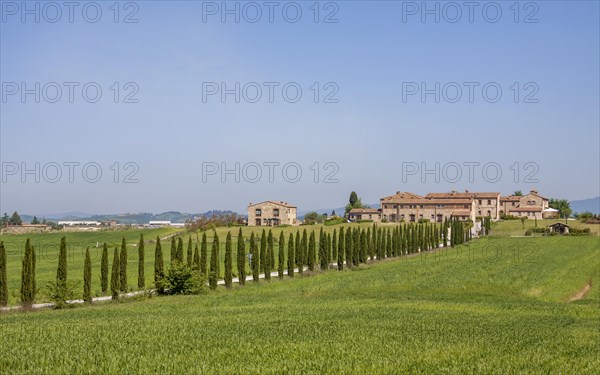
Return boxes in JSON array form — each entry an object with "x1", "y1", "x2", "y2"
[{"x1": 548, "y1": 222, "x2": 570, "y2": 234}]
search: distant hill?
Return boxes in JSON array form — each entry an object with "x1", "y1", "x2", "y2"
[
  {"x1": 570, "y1": 197, "x2": 600, "y2": 214},
  {"x1": 21, "y1": 210, "x2": 242, "y2": 224}
]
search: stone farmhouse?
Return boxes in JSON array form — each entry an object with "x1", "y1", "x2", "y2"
[
  {"x1": 348, "y1": 189, "x2": 550, "y2": 223},
  {"x1": 247, "y1": 201, "x2": 297, "y2": 227},
  {"x1": 347, "y1": 208, "x2": 382, "y2": 223},
  {"x1": 500, "y1": 190, "x2": 550, "y2": 220}
]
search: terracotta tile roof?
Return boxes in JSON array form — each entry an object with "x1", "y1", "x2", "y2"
[
  {"x1": 527, "y1": 192, "x2": 548, "y2": 200},
  {"x1": 380, "y1": 192, "x2": 423, "y2": 201},
  {"x1": 349, "y1": 208, "x2": 381, "y2": 214},
  {"x1": 248, "y1": 201, "x2": 297, "y2": 208},
  {"x1": 426, "y1": 191, "x2": 500, "y2": 199},
  {"x1": 381, "y1": 192, "x2": 475, "y2": 205},
  {"x1": 500, "y1": 196, "x2": 521, "y2": 202},
  {"x1": 381, "y1": 197, "x2": 473, "y2": 205}
]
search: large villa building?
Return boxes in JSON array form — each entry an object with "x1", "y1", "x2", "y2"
[
  {"x1": 351, "y1": 189, "x2": 551, "y2": 223},
  {"x1": 250, "y1": 190, "x2": 551, "y2": 227},
  {"x1": 247, "y1": 201, "x2": 297, "y2": 226}
]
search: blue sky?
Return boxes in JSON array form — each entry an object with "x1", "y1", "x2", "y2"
[{"x1": 1, "y1": 0, "x2": 599, "y2": 215}]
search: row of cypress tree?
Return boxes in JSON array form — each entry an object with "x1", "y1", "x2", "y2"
[{"x1": 0, "y1": 221, "x2": 472, "y2": 306}]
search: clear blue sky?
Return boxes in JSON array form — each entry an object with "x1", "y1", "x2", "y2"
[{"x1": 1, "y1": 1, "x2": 599, "y2": 215}]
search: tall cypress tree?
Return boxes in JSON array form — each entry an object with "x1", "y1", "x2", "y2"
[
  {"x1": 354, "y1": 228, "x2": 361, "y2": 265},
  {"x1": 83, "y1": 248, "x2": 92, "y2": 303},
  {"x1": 318, "y1": 228, "x2": 324, "y2": 269},
  {"x1": 366, "y1": 227, "x2": 372, "y2": 260},
  {"x1": 193, "y1": 244, "x2": 200, "y2": 270},
  {"x1": 338, "y1": 227, "x2": 344, "y2": 270},
  {"x1": 287, "y1": 232, "x2": 294, "y2": 277},
  {"x1": 308, "y1": 231, "x2": 316, "y2": 271},
  {"x1": 170, "y1": 237, "x2": 177, "y2": 264},
  {"x1": 371, "y1": 226, "x2": 377, "y2": 260},
  {"x1": 100, "y1": 243, "x2": 108, "y2": 294},
  {"x1": 200, "y1": 232, "x2": 208, "y2": 276},
  {"x1": 209, "y1": 232, "x2": 219, "y2": 290},
  {"x1": 57, "y1": 236, "x2": 67, "y2": 284},
  {"x1": 278, "y1": 231, "x2": 285, "y2": 279},
  {"x1": 327, "y1": 233, "x2": 332, "y2": 266},
  {"x1": 176, "y1": 237, "x2": 184, "y2": 263},
  {"x1": 376, "y1": 228, "x2": 382, "y2": 258},
  {"x1": 265, "y1": 230, "x2": 273, "y2": 280},
  {"x1": 260, "y1": 230, "x2": 266, "y2": 275},
  {"x1": 345, "y1": 228, "x2": 353, "y2": 268},
  {"x1": 21, "y1": 238, "x2": 35, "y2": 306},
  {"x1": 269, "y1": 230, "x2": 275, "y2": 275},
  {"x1": 31, "y1": 245, "x2": 36, "y2": 295},
  {"x1": 360, "y1": 230, "x2": 367, "y2": 263},
  {"x1": 154, "y1": 236, "x2": 164, "y2": 289},
  {"x1": 296, "y1": 230, "x2": 302, "y2": 274},
  {"x1": 119, "y1": 237, "x2": 127, "y2": 292},
  {"x1": 320, "y1": 230, "x2": 328, "y2": 270},
  {"x1": 237, "y1": 228, "x2": 246, "y2": 285},
  {"x1": 224, "y1": 231, "x2": 233, "y2": 288},
  {"x1": 443, "y1": 219, "x2": 448, "y2": 247},
  {"x1": 0, "y1": 241, "x2": 8, "y2": 306},
  {"x1": 186, "y1": 236, "x2": 193, "y2": 267},
  {"x1": 386, "y1": 229, "x2": 392, "y2": 258},
  {"x1": 301, "y1": 229, "x2": 308, "y2": 272},
  {"x1": 332, "y1": 229, "x2": 338, "y2": 262},
  {"x1": 250, "y1": 232, "x2": 259, "y2": 282},
  {"x1": 111, "y1": 247, "x2": 120, "y2": 300},
  {"x1": 138, "y1": 234, "x2": 145, "y2": 289}
]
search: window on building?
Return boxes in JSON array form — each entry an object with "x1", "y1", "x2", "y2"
[
  {"x1": 487, "y1": 200, "x2": 491, "y2": 205},
  {"x1": 478, "y1": 200, "x2": 482, "y2": 205},
  {"x1": 393, "y1": 205, "x2": 397, "y2": 209},
  {"x1": 420, "y1": 205, "x2": 424, "y2": 209},
  {"x1": 255, "y1": 209, "x2": 262, "y2": 216},
  {"x1": 273, "y1": 208, "x2": 279, "y2": 217}
]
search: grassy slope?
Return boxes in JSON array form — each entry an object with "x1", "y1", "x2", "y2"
[
  {"x1": 1, "y1": 236, "x2": 598, "y2": 374},
  {"x1": 490, "y1": 218, "x2": 600, "y2": 237}
]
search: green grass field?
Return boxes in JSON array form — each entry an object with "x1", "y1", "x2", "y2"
[
  {"x1": 1, "y1": 221, "x2": 598, "y2": 305},
  {"x1": 490, "y1": 218, "x2": 600, "y2": 237},
  {"x1": 0, "y1": 223, "x2": 378, "y2": 305},
  {"x1": 1, "y1": 235, "x2": 598, "y2": 373}
]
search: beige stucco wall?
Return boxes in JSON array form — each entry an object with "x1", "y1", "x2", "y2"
[
  {"x1": 472, "y1": 196, "x2": 500, "y2": 220},
  {"x1": 381, "y1": 203, "x2": 474, "y2": 223},
  {"x1": 248, "y1": 202, "x2": 297, "y2": 226}
]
